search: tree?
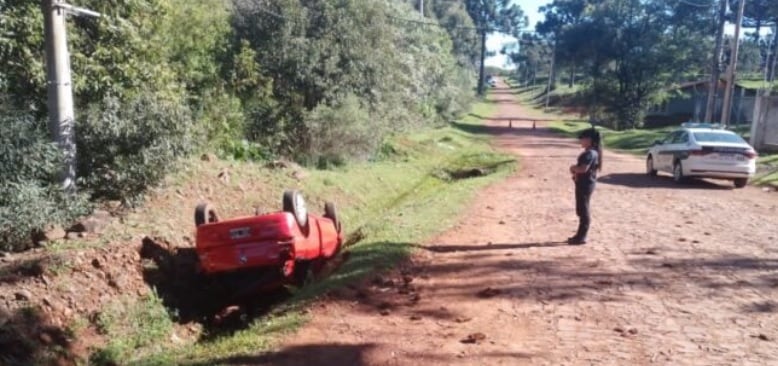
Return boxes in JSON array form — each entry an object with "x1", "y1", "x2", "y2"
[
  {"x1": 429, "y1": 0, "x2": 481, "y2": 68},
  {"x1": 540, "y1": 0, "x2": 713, "y2": 129},
  {"x1": 462, "y1": 0, "x2": 527, "y2": 94},
  {"x1": 738, "y1": 0, "x2": 778, "y2": 82},
  {"x1": 504, "y1": 33, "x2": 551, "y2": 86},
  {"x1": 536, "y1": 0, "x2": 590, "y2": 88}
]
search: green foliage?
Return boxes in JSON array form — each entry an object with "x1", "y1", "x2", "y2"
[
  {"x1": 231, "y1": 0, "x2": 477, "y2": 160},
  {"x1": 0, "y1": 0, "x2": 45, "y2": 115},
  {"x1": 463, "y1": 0, "x2": 527, "y2": 35},
  {"x1": 0, "y1": 115, "x2": 90, "y2": 251},
  {"x1": 1, "y1": 0, "x2": 489, "y2": 252},
  {"x1": 219, "y1": 139, "x2": 272, "y2": 162},
  {"x1": 303, "y1": 94, "x2": 376, "y2": 166},
  {"x1": 77, "y1": 92, "x2": 193, "y2": 204},
  {"x1": 513, "y1": 0, "x2": 718, "y2": 129}
]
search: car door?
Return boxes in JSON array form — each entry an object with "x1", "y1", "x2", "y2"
[
  {"x1": 667, "y1": 131, "x2": 690, "y2": 168},
  {"x1": 655, "y1": 131, "x2": 679, "y2": 171}
]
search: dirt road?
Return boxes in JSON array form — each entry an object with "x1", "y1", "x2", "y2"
[{"x1": 238, "y1": 83, "x2": 778, "y2": 365}]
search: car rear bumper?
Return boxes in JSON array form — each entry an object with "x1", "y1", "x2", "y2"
[
  {"x1": 686, "y1": 169, "x2": 753, "y2": 179},
  {"x1": 684, "y1": 157, "x2": 756, "y2": 179}
]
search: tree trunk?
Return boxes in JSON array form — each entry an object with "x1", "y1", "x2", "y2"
[
  {"x1": 770, "y1": 25, "x2": 778, "y2": 82},
  {"x1": 568, "y1": 63, "x2": 576, "y2": 88},
  {"x1": 704, "y1": 0, "x2": 727, "y2": 122},
  {"x1": 477, "y1": 30, "x2": 486, "y2": 95}
]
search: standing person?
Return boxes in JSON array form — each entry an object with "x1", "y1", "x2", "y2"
[{"x1": 568, "y1": 128, "x2": 602, "y2": 245}]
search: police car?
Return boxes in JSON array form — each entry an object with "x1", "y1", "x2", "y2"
[{"x1": 645, "y1": 122, "x2": 758, "y2": 188}]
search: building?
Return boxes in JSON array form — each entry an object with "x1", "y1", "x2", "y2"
[{"x1": 646, "y1": 80, "x2": 759, "y2": 127}]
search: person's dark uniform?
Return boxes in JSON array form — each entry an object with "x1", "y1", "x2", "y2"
[{"x1": 571, "y1": 134, "x2": 599, "y2": 244}]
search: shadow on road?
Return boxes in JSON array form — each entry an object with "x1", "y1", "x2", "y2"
[
  {"x1": 598, "y1": 173, "x2": 733, "y2": 190},
  {"x1": 419, "y1": 242, "x2": 567, "y2": 253},
  {"x1": 183, "y1": 343, "x2": 535, "y2": 366},
  {"x1": 183, "y1": 343, "x2": 377, "y2": 366}
]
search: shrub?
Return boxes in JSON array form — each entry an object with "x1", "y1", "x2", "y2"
[
  {"x1": 219, "y1": 139, "x2": 272, "y2": 161},
  {"x1": 0, "y1": 114, "x2": 90, "y2": 251},
  {"x1": 303, "y1": 94, "x2": 378, "y2": 167},
  {"x1": 77, "y1": 92, "x2": 194, "y2": 205}
]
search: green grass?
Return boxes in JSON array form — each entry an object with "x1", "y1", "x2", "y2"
[
  {"x1": 91, "y1": 293, "x2": 176, "y2": 364},
  {"x1": 736, "y1": 79, "x2": 778, "y2": 91},
  {"x1": 110, "y1": 99, "x2": 515, "y2": 365},
  {"x1": 753, "y1": 153, "x2": 778, "y2": 187},
  {"x1": 549, "y1": 121, "x2": 672, "y2": 155}
]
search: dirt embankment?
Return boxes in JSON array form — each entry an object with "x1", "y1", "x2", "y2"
[{"x1": 0, "y1": 160, "x2": 309, "y2": 364}]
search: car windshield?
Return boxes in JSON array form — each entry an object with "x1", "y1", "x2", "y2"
[{"x1": 692, "y1": 131, "x2": 746, "y2": 144}]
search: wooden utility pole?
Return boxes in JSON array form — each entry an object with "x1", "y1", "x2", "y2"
[
  {"x1": 704, "y1": 0, "x2": 727, "y2": 123},
  {"x1": 40, "y1": 0, "x2": 100, "y2": 191},
  {"x1": 477, "y1": 30, "x2": 487, "y2": 95},
  {"x1": 720, "y1": 0, "x2": 746, "y2": 126}
]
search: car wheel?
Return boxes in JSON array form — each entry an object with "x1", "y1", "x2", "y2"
[
  {"x1": 734, "y1": 178, "x2": 748, "y2": 189},
  {"x1": 283, "y1": 190, "x2": 309, "y2": 231},
  {"x1": 672, "y1": 161, "x2": 685, "y2": 183},
  {"x1": 195, "y1": 203, "x2": 219, "y2": 227},
  {"x1": 324, "y1": 202, "x2": 342, "y2": 234},
  {"x1": 646, "y1": 156, "x2": 657, "y2": 177}
]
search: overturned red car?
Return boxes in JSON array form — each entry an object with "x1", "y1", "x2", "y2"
[{"x1": 194, "y1": 191, "x2": 343, "y2": 289}]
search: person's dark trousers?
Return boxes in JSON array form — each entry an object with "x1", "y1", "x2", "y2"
[{"x1": 574, "y1": 183, "x2": 595, "y2": 240}]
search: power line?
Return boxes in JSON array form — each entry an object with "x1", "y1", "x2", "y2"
[{"x1": 677, "y1": 0, "x2": 715, "y2": 8}]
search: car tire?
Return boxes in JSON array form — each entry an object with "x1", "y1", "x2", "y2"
[
  {"x1": 646, "y1": 156, "x2": 658, "y2": 177},
  {"x1": 734, "y1": 178, "x2": 748, "y2": 189},
  {"x1": 672, "y1": 161, "x2": 686, "y2": 184},
  {"x1": 283, "y1": 190, "x2": 309, "y2": 232},
  {"x1": 194, "y1": 203, "x2": 219, "y2": 227},
  {"x1": 324, "y1": 202, "x2": 342, "y2": 234}
]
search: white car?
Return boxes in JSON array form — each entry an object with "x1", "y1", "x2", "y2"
[{"x1": 645, "y1": 123, "x2": 758, "y2": 188}]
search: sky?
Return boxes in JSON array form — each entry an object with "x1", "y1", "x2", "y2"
[
  {"x1": 485, "y1": 0, "x2": 547, "y2": 69},
  {"x1": 485, "y1": 0, "x2": 775, "y2": 70}
]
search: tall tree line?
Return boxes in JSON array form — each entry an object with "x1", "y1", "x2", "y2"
[{"x1": 509, "y1": 0, "x2": 778, "y2": 129}]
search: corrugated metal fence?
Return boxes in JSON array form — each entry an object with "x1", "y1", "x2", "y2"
[{"x1": 751, "y1": 96, "x2": 778, "y2": 151}]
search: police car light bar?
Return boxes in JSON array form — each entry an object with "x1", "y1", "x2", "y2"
[{"x1": 681, "y1": 122, "x2": 725, "y2": 129}]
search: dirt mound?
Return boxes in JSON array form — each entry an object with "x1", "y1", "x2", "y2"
[
  {"x1": 0, "y1": 240, "x2": 149, "y2": 363},
  {"x1": 0, "y1": 233, "x2": 302, "y2": 363}
]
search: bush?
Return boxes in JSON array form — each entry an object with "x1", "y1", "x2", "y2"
[
  {"x1": 77, "y1": 92, "x2": 194, "y2": 205},
  {"x1": 219, "y1": 139, "x2": 272, "y2": 161},
  {"x1": 303, "y1": 94, "x2": 378, "y2": 167},
  {"x1": 0, "y1": 115, "x2": 90, "y2": 251}
]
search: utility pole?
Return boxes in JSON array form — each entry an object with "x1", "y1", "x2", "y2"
[
  {"x1": 720, "y1": 0, "x2": 746, "y2": 126},
  {"x1": 767, "y1": 23, "x2": 778, "y2": 82},
  {"x1": 544, "y1": 40, "x2": 557, "y2": 111},
  {"x1": 41, "y1": 0, "x2": 100, "y2": 191},
  {"x1": 419, "y1": 0, "x2": 424, "y2": 17},
  {"x1": 477, "y1": 30, "x2": 487, "y2": 95},
  {"x1": 704, "y1": 0, "x2": 727, "y2": 122}
]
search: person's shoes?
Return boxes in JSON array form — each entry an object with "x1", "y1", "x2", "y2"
[{"x1": 567, "y1": 237, "x2": 587, "y2": 245}]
